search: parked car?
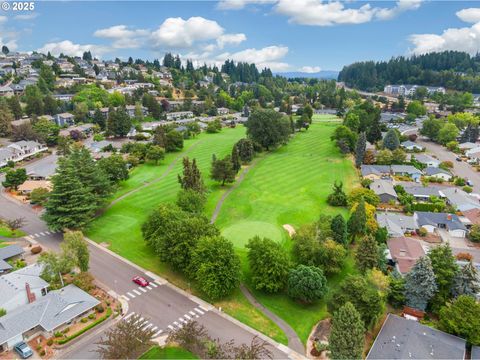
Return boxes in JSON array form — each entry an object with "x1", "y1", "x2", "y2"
[
  {"x1": 132, "y1": 275, "x2": 149, "y2": 287},
  {"x1": 456, "y1": 157, "x2": 462, "y2": 162},
  {"x1": 466, "y1": 179, "x2": 473, "y2": 186},
  {"x1": 14, "y1": 342, "x2": 33, "y2": 359}
]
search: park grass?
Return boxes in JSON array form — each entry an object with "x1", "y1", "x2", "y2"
[
  {"x1": 140, "y1": 346, "x2": 198, "y2": 359},
  {"x1": 0, "y1": 226, "x2": 26, "y2": 238}
]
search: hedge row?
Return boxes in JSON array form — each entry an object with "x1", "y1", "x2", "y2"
[
  {"x1": 411, "y1": 202, "x2": 444, "y2": 212},
  {"x1": 57, "y1": 307, "x2": 112, "y2": 345}
]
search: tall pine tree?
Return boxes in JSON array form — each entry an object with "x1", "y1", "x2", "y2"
[
  {"x1": 329, "y1": 302, "x2": 365, "y2": 360},
  {"x1": 452, "y1": 261, "x2": 480, "y2": 297},
  {"x1": 354, "y1": 132, "x2": 366, "y2": 168},
  {"x1": 178, "y1": 157, "x2": 205, "y2": 194}
]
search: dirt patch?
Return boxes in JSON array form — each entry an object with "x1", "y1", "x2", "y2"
[
  {"x1": 283, "y1": 224, "x2": 296, "y2": 237},
  {"x1": 307, "y1": 318, "x2": 331, "y2": 359}
]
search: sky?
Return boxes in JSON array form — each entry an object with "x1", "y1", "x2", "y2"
[{"x1": 1, "y1": 0, "x2": 480, "y2": 72}]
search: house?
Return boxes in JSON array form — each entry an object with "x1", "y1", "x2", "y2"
[
  {"x1": 54, "y1": 112, "x2": 75, "y2": 127},
  {"x1": 383, "y1": 84, "x2": 446, "y2": 97},
  {"x1": 360, "y1": 165, "x2": 391, "y2": 180},
  {"x1": 59, "y1": 124, "x2": 95, "y2": 138},
  {"x1": 462, "y1": 208, "x2": 480, "y2": 226},
  {"x1": 88, "y1": 140, "x2": 114, "y2": 154},
  {"x1": 401, "y1": 141, "x2": 424, "y2": 151},
  {"x1": 0, "y1": 141, "x2": 48, "y2": 168},
  {"x1": 367, "y1": 314, "x2": 466, "y2": 360},
  {"x1": 17, "y1": 180, "x2": 52, "y2": 195},
  {"x1": 414, "y1": 154, "x2": 440, "y2": 168},
  {"x1": 458, "y1": 142, "x2": 478, "y2": 151},
  {"x1": 25, "y1": 154, "x2": 58, "y2": 180},
  {"x1": 387, "y1": 237, "x2": 426, "y2": 275},
  {"x1": 414, "y1": 211, "x2": 467, "y2": 237},
  {"x1": 0, "y1": 284, "x2": 100, "y2": 350},
  {"x1": 166, "y1": 111, "x2": 194, "y2": 121},
  {"x1": 0, "y1": 85, "x2": 14, "y2": 97},
  {"x1": 391, "y1": 165, "x2": 423, "y2": 182},
  {"x1": 465, "y1": 146, "x2": 480, "y2": 159},
  {"x1": 125, "y1": 105, "x2": 147, "y2": 118},
  {"x1": 217, "y1": 107, "x2": 229, "y2": 116},
  {"x1": 402, "y1": 184, "x2": 445, "y2": 201},
  {"x1": 424, "y1": 167, "x2": 452, "y2": 181},
  {"x1": 442, "y1": 187, "x2": 480, "y2": 212},
  {"x1": 0, "y1": 264, "x2": 49, "y2": 312},
  {"x1": 0, "y1": 245, "x2": 25, "y2": 274},
  {"x1": 377, "y1": 212, "x2": 417, "y2": 237},
  {"x1": 370, "y1": 179, "x2": 397, "y2": 203}
]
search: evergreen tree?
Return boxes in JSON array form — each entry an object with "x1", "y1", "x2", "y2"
[
  {"x1": 405, "y1": 256, "x2": 437, "y2": 311},
  {"x1": 0, "y1": 100, "x2": 13, "y2": 137},
  {"x1": 366, "y1": 116, "x2": 382, "y2": 144},
  {"x1": 231, "y1": 144, "x2": 241, "y2": 173},
  {"x1": 153, "y1": 126, "x2": 168, "y2": 148},
  {"x1": 210, "y1": 154, "x2": 236, "y2": 186},
  {"x1": 7, "y1": 96, "x2": 22, "y2": 120},
  {"x1": 331, "y1": 214, "x2": 348, "y2": 246},
  {"x1": 452, "y1": 261, "x2": 480, "y2": 297},
  {"x1": 93, "y1": 108, "x2": 106, "y2": 130},
  {"x1": 354, "y1": 132, "x2": 366, "y2": 168},
  {"x1": 348, "y1": 199, "x2": 367, "y2": 239},
  {"x1": 388, "y1": 272, "x2": 406, "y2": 308},
  {"x1": 178, "y1": 157, "x2": 205, "y2": 194},
  {"x1": 327, "y1": 181, "x2": 348, "y2": 206},
  {"x1": 235, "y1": 138, "x2": 255, "y2": 163},
  {"x1": 356, "y1": 235, "x2": 378, "y2": 272},
  {"x1": 287, "y1": 265, "x2": 327, "y2": 303},
  {"x1": 383, "y1": 129, "x2": 400, "y2": 151},
  {"x1": 329, "y1": 302, "x2": 365, "y2": 360},
  {"x1": 428, "y1": 244, "x2": 459, "y2": 311}
]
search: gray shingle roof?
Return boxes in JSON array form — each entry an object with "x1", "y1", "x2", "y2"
[
  {"x1": 442, "y1": 187, "x2": 480, "y2": 212},
  {"x1": 0, "y1": 244, "x2": 24, "y2": 261},
  {"x1": 367, "y1": 314, "x2": 466, "y2": 360},
  {"x1": 415, "y1": 211, "x2": 466, "y2": 231},
  {"x1": 391, "y1": 165, "x2": 423, "y2": 175},
  {"x1": 360, "y1": 165, "x2": 391, "y2": 177},
  {"x1": 370, "y1": 179, "x2": 397, "y2": 197},
  {"x1": 472, "y1": 346, "x2": 480, "y2": 360},
  {"x1": 424, "y1": 167, "x2": 451, "y2": 176},
  {"x1": 403, "y1": 184, "x2": 444, "y2": 197},
  {"x1": 377, "y1": 213, "x2": 417, "y2": 237},
  {"x1": 0, "y1": 284, "x2": 100, "y2": 344}
]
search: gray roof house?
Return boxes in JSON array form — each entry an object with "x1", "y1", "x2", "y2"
[
  {"x1": 414, "y1": 211, "x2": 467, "y2": 237},
  {"x1": 424, "y1": 167, "x2": 452, "y2": 181},
  {"x1": 377, "y1": 212, "x2": 417, "y2": 237},
  {"x1": 472, "y1": 346, "x2": 480, "y2": 360},
  {"x1": 0, "y1": 284, "x2": 100, "y2": 350},
  {"x1": 402, "y1": 184, "x2": 445, "y2": 201},
  {"x1": 458, "y1": 142, "x2": 478, "y2": 151},
  {"x1": 24, "y1": 153, "x2": 58, "y2": 180},
  {"x1": 370, "y1": 179, "x2": 397, "y2": 203},
  {"x1": 0, "y1": 245, "x2": 25, "y2": 273},
  {"x1": 442, "y1": 187, "x2": 480, "y2": 212},
  {"x1": 54, "y1": 112, "x2": 75, "y2": 127},
  {"x1": 391, "y1": 165, "x2": 423, "y2": 181},
  {"x1": 360, "y1": 165, "x2": 391, "y2": 179},
  {"x1": 401, "y1": 140, "x2": 424, "y2": 151},
  {"x1": 367, "y1": 314, "x2": 466, "y2": 360},
  {"x1": 414, "y1": 154, "x2": 440, "y2": 168}
]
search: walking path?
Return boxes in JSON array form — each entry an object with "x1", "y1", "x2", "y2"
[
  {"x1": 210, "y1": 158, "x2": 259, "y2": 223},
  {"x1": 240, "y1": 284, "x2": 305, "y2": 355}
]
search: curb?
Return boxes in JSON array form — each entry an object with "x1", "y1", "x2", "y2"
[{"x1": 85, "y1": 237, "x2": 306, "y2": 359}]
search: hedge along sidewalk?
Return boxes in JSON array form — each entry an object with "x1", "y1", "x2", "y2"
[{"x1": 56, "y1": 307, "x2": 112, "y2": 346}]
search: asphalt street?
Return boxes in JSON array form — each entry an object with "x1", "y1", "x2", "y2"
[{"x1": 0, "y1": 192, "x2": 294, "y2": 359}]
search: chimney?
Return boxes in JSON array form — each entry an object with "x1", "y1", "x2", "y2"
[
  {"x1": 26, "y1": 283, "x2": 36, "y2": 303},
  {"x1": 447, "y1": 214, "x2": 452, "y2": 221}
]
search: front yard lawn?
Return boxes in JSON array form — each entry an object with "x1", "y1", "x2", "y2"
[
  {"x1": 140, "y1": 346, "x2": 198, "y2": 359},
  {"x1": 0, "y1": 226, "x2": 26, "y2": 238}
]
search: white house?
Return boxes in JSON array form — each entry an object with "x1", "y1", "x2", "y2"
[
  {"x1": 414, "y1": 154, "x2": 440, "y2": 168},
  {"x1": 414, "y1": 211, "x2": 467, "y2": 238},
  {"x1": 0, "y1": 141, "x2": 48, "y2": 168},
  {"x1": 166, "y1": 111, "x2": 194, "y2": 121},
  {"x1": 401, "y1": 141, "x2": 424, "y2": 151},
  {"x1": 424, "y1": 167, "x2": 452, "y2": 181}
]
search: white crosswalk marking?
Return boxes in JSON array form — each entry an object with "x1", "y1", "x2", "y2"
[
  {"x1": 184, "y1": 314, "x2": 191, "y2": 320},
  {"x1": 173, "y1": 321, "x2": 182, "y2": 328},
  {"x1": 121, "y1": 295, "x2": 130, "y2": 301},
  {"x1": 126, "y1": 292, "x2": 135, "y2": 298},
  {"x1": 138, "y1": 287, "x2": 147, "y2": 293},
  {"x1": 45, "y1": 231, "x2": 51, "y2": 235},
  {"x1": 179, "y1": 318, "x2": 187, "y2": 323},
  {"x1": 199, "y1": 305, "x2": 208, "y2": 312},
  {"x1": 142, "y1": 323, "x2": 153, "y2": 331},
  {"x1": 133, "y1": 289, "x2": 142, "y2": 295},
  {"x1": 124, "y1": 312, "x2": 135, "y2": 320},
  {"x1": 168, "y1": 325, "x2": 174, "y2": 330},
  {"x1": 151, "y1": 326, "x2": 158, "y2": 332},
  {"x1": 150, "y1": 282, "x2": 158, "y2": 288},
  {"x1": 189, "y1": 311, "x2": 196, "y2": 316},
  {"x1": 194, "y1": 308, "x2": 204, "y2": 315},
  {"x1": 153, "y1": 330, "x2": 163, "y2": 337},
  {"x1": 135, "y1": 317, "x2": 144, "y2": 324},
  {"x1": 34, "y1": 233, "x2": 40, "y2": 238},
  {"x1": 39, "y1": 232, "x2": 45, "y2": 236},
  {"x1": 146, "y1": 286, "x2": 152, "y2": 290}
]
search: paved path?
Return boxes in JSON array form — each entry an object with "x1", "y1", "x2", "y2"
[
  {"x1": 210, "y1": 158, "x2": 259, "y2": 223},
  {"x1": 105, "y1": 140, "x2": 204, "y2": 209},
  {"x1": 240, "y1": 284, "x2": 305, "y2": 355}
]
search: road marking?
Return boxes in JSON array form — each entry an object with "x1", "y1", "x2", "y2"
[
  {"x1": 184, "y1": 314, "x2": 191, "y2": 320},
  {"x1": 142, "y1": 323, "x2": 153, "y2": 331},
  {"x1": 168, "y1": 325, "x2": 174, "y2": 330},
  {"x1": 173, "y1": 321, "x2": 182, "y2": 328},
  {"x1": 138, "y1": 287, "x2": 147, "y2": 293},
  {"x1": 34, "y1": 233, "x2": 40, "y2": 238},
  {"x1": 150, "y1": 282, "x2": 158, "y2": 288},
  {"x1": 151, "y1": 326, "x2": 158, "y2": 332},
  {"x1": 135, "y1": 317, "x2": 144, "y2": 324},
  {"x1": 146, "y1": 286, "x2": 152, "y2": 290},
  {"x1": 45, "y1": 231, "x2": 51, "y2": 235},
  {"x1": 153, "y1": 330, "x2": 163, "y2": 337},
  {"x1": 124, "y1": 312, "x2": 135, "y2": 320},
  {"x1": 199, "y1": 305, "x2": 208, "y2": 312},
  {"x1": 39, "y1": 232, "x2": 45, "y2": 236},
  {"x1": 189, "y1": 311, "x2": 196, "y2": 316},
  {"x1": 179, "y1": 317, "x2": 188, "y2": 323},
  {"x1": 121, "y1": 295, "x2": 130, "y2": 302},
  {"x1": 194, "y1": 308, "x2": 204, "y2": 315},
  {"x1": 133, "y1": 289, "x2": 142, "y2": 295},
  {"x1": 126, "y1": 292, "x2": 135, "y2": 298}
]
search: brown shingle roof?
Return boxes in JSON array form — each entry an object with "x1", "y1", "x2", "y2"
[{"x1": 387, "y1": 237, "x2": 425, "y2": 274}]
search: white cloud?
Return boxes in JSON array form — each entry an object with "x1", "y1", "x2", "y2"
[
  {"x1": 217, "y1": 45, "x2": 290, "y2": 71},
  {"x1": 151, "y1": 17, "x2": 224, "y2": 48},
  {"x1": 0, "y1": 37, "x2": 17, "y2": 51},
  {"x1": 299, "y1": 66, "x2": 321, "y2": 73},
  {"x1": 217, "y1": 0, "x2": 276, "y2": 10},
  {"x1": 217, "y1": 33, "x2": 247, "y2": 48},
  {"x1": 94, "y1": 25, "x2": 148, "y2": 49},
  {"x1": 274, "y1": 0, "x2": 423, "y2": 26},
  {"x1": 409, "y1": 8, "x2": 480, "y2": 54},
  {"x1": 38, "y1": 40, "x2": 110, "y2": 57},
  {"x1": 0, "y1": 16, "x2": 7, "y2": 24},
  {"x1": 14, "y1": 13, "x2": 38, "y2": 20}
]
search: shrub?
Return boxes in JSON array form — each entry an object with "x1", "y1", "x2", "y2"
[
  {"x1": 95, "y1": 304, "x2": 105, "y2": 313},
  {"x1": 54, "y1": 332, "x2": 62, "y2": 338},
  {"x1": 62, "y1": 327, "x2": 69, "y2": 334},
  {"x1": 46, "y1": 339, "x2": 53, "y2": 346},
  {"x1": 455, "y1": 178, "x2": 466, "y2": 186},
  {"x1": 57, "y1": 308, "x2": 112, "y2": 345},
  {"x1": 463, "y1": 186, "x2": 473, "y2": 193},
  {"x1": 40, "y1": 350, "x2": 46, "y2": 357},
  {"x1": 81, "y1": 317, "x2": 88, "y2": 323},
  {"x1": 105, "y1": 300, "x2": 111, "y2": 306},
  {"x1": 88, "y1": 313, "x2": 95, "y2": 320},
  {"x1": 31, "y1": 245, "x2": 42, "y2": 254},
  {"x1": 418, "y1": 227, "x2": 428, "y2": 237},
  {"x1": 73, "y1": 272, "x2": 95, "y2": 292},
  {"x1": 36, "y1": 345, "x2": 42, "y2": 351}
]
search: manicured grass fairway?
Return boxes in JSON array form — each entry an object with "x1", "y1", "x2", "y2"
[{"x1": 140, "y1": 346, "x2": 198, "y2": 359}]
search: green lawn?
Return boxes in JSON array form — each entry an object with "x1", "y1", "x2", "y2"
[
  {"x1": 0, "y1": 226, "x2": 26, "y2": 238},
  {"x1": 140, "y1": 346, "x2": 198, "y2": 359}
]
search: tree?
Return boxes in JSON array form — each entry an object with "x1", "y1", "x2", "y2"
[
  {"x1": 62, "y1": 231, "x2": 89, "y2": 272},
  {"x1": 376, "y1": 149, "x2": 393, "y2": 165},
  {"x1": 176, "y1": 189, "x2": 206, "y2": 214},
  {"x1": 106, "y1": 108, "x2": 132, "y2": 137},
  {"x1": 206, "y1": 119, "x2": 222, "y2": 133},
  {"x1": 347, "y1": 187, "x2": 380, "y2": 207},
  {"x1": 354, "y1": 132, "x2": 366, "y2": 168},
  {"x1": 30, "y1": 187, "x2": 50, "y2": 205},
  {"x1": 329, "y1": 302, "x2": 365, "y2": 360},
  {"x1": 437, "y1": 123, "x2": 459, "y2": 145},
  {"x1": 451, "y1": 261, "x2": 480, "y2": 297},
  {"x1": 327, "y1": 181, "x2": 348, "y2": 206},
  {"x1": 231, "y1": 144, "x2": 241, "y2": 173},
  {"x1": 428, "y1": 244, "x2": 458, "y2": 311},
  {"x1": 97, "y1": 155, "x2": 129, "y2": 183},
  {"x1": 96, "y1": 314, "x2": 155, "y2": 359},
  {"x1": 38, "y1": 251, "x2": 75, "y2": 288},
  {"x1": 420, "y1": 118, "x2": 443, "y2": 141},
  {"x1": 287, "y1": 265, "x2": 327, "y2": 303},
  {"x1": 152, "y1": 126, "x2": 168, "y2": 148},
  {"x1": 32, "y1": 117, "x2": 60, "y2": 146},
  {"x1": 246, "y1": 109, "x2": 291, "y2": 150},
  {"x1": 404, "y1": 256, "x2": 437, "y2": 311},
  {"x1": 388, "y1": 272, "x2": 406, "y2": 308},
  {"x1": 331, "y1": 214, "x2": 348, "y2": 246},
  {"x1": 165, "y1": 130, "x2": 184, "y2": 151},
  {"x1": 344, "y1": 112, "x2": 360, "y2": 132},
  {"x1": 142, "y1": 205, "x2": 219, "y2": 272},
  {"x1": 328, "y1": 275, "x2": 383, "y2": 328},
  {"x1": 439, "y1": 295, "x2": 480, "y2": 346},
  {"x1": 468, "y1": 224, "x2": 480, "y2": 243},
  {"x1": 383, "y1": 129, "x2": 400, "y2": 151},
  {"x1": 1, "y1": 45, "x2": 9, "y2": 55},
  {"x1": 0, "y1": 100, "x2": 13, "y2": 136},
  {"x1": 93, "y1": 108, "x2": 106, "y2": 130},
  {"x1": 146, "y1": 145, "x2": 165, "y2": 165},
  {"x1": 366, "y1": 115, "x2": 382, "y2": 144},
  {"x1": 7, "y1": 96, "x2": 22, "y2": 120},
  {"x1": 392, "y1": 148, "x2": 407, "y2": 164},
  {"x1": 356, "y1": 235, "x2": 378, "y2": 272},
  {"x1": 407, "y1": 100, "x2": 426, "y2": 117},
  {"x1": 348, "y1": 199, "x2": 367, "y2": 239},
  {"x1": 235, "y1": 138, "x2": 255, "y2": 163},
  {"x1": 2, "y1": 168, "x2": 27, "y2": 190},
  {"x1": 246, "y1": 236, "x2": 291, "y2": 293},
  {"x1": 332, "y1": 125, "x2": 357, "y2": 152},
  {"x1": 5, "y1": 217, "x2": 26, "y2": 231},
  {"x1": 210, "y1": 154, "x2": 236, "y2": 186},
  {"x1": 189, "y1": 236, "x2": 241, "y2": 300},
  {"x1": 178, "y1": 157, "x2": 205, "y2": 194},
  {"x1": 317, "y1": 239, "x2": 347, "y2": 276},
  {"x1": 24, "y1": 85, "x2": 44, "y2": 116}
]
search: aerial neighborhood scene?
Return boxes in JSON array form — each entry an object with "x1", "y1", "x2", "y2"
[{"x1": 1, "y1": 0, "x2": 480, "y2": 359}]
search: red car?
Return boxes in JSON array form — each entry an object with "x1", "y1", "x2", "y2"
[{"x1": 132, "y1": 276, "x2": 149, "y2": 287}]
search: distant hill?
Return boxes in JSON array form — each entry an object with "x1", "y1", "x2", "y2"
[{"x1": 275, "y1": 70, "x2": 339, "y2": 80}]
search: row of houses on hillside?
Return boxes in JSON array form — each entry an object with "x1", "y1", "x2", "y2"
[
  {"x1": 0, "y1": 141, "x2": 48, "y2": 168},
  {"x1": 383, "y1": 84, "x2": 446, "y2": 97}
]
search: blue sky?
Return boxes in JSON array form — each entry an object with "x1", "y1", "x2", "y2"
[{"x1": 1, "y1": 1, "x2": 480, "y2": 72}]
